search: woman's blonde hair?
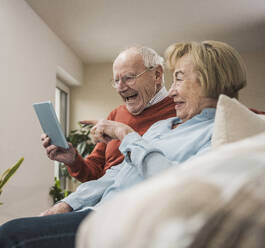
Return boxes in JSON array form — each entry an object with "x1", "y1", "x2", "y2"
[{"x1": 165, "y1": 41, "x2": 247, "y2": 98}]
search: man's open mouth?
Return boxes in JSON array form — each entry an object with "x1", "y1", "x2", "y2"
[{"x1": 125, "y1": 94, "x2": 138, "y2": 102}]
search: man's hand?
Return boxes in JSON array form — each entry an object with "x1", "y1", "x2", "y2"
[
  {"x1": 41, "y1": 133, "x2": 76, "y2": 165},
  {"x1": 39, "y1": 202, "x2": 73, "y2": 216},
  {"x1": 80, "y1": 120, "x2": 134, "y2": 144},
  {"x1": 79, "y1": 120, "x2": 98, "y2": 126}
]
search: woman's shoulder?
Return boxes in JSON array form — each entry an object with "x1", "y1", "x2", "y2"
[{"x1": 147, "y1": 117, "x2": 178, "y2": 132}]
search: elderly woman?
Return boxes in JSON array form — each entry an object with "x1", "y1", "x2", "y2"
[
  {"x1": 0, "y1": 41, "x2": 247, "y2": 248},
  {"x1": 87, "y1": 40, "x2": 246, "y2": 176}
]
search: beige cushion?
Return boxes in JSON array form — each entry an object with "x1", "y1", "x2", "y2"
[
  {"x1": 76, "y1": 131, "x2": 265, "y2": 248},
  {"x1": 212, "y1": 94, "x2": 265, "y2": 148}
]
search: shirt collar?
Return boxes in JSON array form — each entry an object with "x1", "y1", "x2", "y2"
[
  {"x1": 197, "y1": 108, "x2": 216, "y2": 120},
  {"x1": 145, "y1": 86, "x2": 168, "y2": 109},
  {"x1": 172, "y1": 108, "x2": 216, "y2": 125}
]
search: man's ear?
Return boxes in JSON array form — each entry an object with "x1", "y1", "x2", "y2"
[
  {"x1": 154, "y1": 65, "x2": 163, "y2": 85},
  {"x1": 155, "y1": 70, "x2": 160, "y2": 79}
]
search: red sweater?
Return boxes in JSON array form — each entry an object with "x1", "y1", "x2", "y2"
[{"x1": 67, "y1": 96, "x2": 176, "y2": 182}]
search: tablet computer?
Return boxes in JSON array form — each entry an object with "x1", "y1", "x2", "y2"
[{"x1": 33, "y1": 101, "x2": 69, "y2": 149}]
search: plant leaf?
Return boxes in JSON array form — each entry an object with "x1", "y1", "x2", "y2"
[
  {"x1": 0, "y1": 157, "x2": 24, "y2": 190},
  {"x1": 77, "y1": 142, "x2": 87, "y2": 156},
  {"x1": 0, "y1": 168, "x2": 11, "y2": 184}
]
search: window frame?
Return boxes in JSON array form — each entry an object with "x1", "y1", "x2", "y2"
[{"x1": 54, "y1": 79, "x2": 70, "y2": 180}]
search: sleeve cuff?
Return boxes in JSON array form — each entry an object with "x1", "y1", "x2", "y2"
[
  {"x1": 119, "y1": 132, "x2": 164, "y2": 177},
  {"x1": 62, "y1": 194, "x2": 82, "y2": 211},
  {"x1": 65, "y1": 150, "x2": 83, "y2": 172},
  {"x1": 119, "y1": 132, "x2": 142, "y2": 163}
]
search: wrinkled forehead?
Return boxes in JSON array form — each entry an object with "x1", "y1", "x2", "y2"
[
  {"x1": 113, "y1": 49, "x2": 145, "y2": 75},
  {"x1": 173, "y1": 54, "x2": 196, "y2": 73}
]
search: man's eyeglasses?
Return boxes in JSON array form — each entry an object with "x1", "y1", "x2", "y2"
[{"x1": 110, "y1": 67, "x2": 154, "y2": 88}]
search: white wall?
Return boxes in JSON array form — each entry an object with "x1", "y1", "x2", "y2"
[
  {"x1": 240, "y1": 52, "x2": 265, "y2": 109},
  {"x1": 0, "y1": 0, "x2": 83, "y2": 224},
  {"x1": 70, "y1": 63, "x2": 123, "y2": 128},
  {"x1": 70, "y1": 52, "x2": 265, "y2": 128}
]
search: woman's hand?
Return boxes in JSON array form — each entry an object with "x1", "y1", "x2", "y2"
[
  {"x1": 80, "y1": 120, "x2": 134, "y2": 144},
  {"x1": 39, "y1": 202, "x2": 73, "y2": 216}
]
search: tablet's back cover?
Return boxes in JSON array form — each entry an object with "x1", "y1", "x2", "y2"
[{"x1": 33, "y1": 101, "x2": 69, "y2": 149}]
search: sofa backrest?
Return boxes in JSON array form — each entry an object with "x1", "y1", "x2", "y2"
[{"x1": 212, "y1": 94, "x2": 265, "y2": 148}]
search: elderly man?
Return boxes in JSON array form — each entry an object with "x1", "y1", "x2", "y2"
[
  {"x1": 0, "y1": 47, "x2": 176, "y2": 248},
  {"x1": 43, "y1": 46, "x2": 175, "y2": 182},
  {"x1": 38, "y1": 46, "x2": 175, "y2": 216}
]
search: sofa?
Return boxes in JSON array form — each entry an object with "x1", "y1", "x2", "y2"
[{"x1": 76, "y1": 95, "x2": 265, "y2": 248}]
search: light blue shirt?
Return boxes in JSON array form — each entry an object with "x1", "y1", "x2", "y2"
[{"x1": 63, "y1": 108, "x2": 216, "y2": 211}]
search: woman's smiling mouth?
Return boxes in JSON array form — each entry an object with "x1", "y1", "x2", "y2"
[{"x1": 174, "y1": 101, "x2": 185, "y2": 109}]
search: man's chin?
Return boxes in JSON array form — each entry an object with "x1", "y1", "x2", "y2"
[{"x1": 126, "y1": 105, "x2": 144, "y2": 116}]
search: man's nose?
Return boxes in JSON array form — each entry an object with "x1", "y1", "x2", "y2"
[{"x1": 116, "y1": 80, "x2": 129, "y2": 90}]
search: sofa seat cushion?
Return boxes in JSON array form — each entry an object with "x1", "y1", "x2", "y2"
[{"x1": 77, "y1": 130, "x2": 265, "y2": 248}]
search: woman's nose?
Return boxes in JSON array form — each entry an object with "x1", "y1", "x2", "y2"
[{"x1": 168, "y1": 82, "x2": 178, "y2": 98}]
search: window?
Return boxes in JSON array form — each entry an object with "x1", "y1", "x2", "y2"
[
  {"x1": 54, "y1": 79, "x2": 70, "y2": 187},
  {"x1": 55, "y1": 87, "x2": 68, "y2": 135}
]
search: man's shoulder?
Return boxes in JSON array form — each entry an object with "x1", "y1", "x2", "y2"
[
  {"x1": 111, "y1": 104, "x2": 128, "y2": 114},
  {"x1": 144, "y1": 97, "x2": 175, "y2": 117},
  {"x1": 149, "y1": 96, "x2": 175, "y2": 109},
  {"x1": 107, "y1": 104, "x2": 129, "y2": 120}
]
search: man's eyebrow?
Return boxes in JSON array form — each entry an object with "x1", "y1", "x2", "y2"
[{"x1": 174, "y1": 70, "x2": 184, "y2": 77}]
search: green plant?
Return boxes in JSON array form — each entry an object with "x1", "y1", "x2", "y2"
[
  {"x1": 67, "y1": 123, "x2": 95, "y2": 157},
  {"x1": 0, "y1": 157, "x2": 24, "y2": 205},
  {"x1": 49, "y1": 178, "x2": 71, "y2": 204},
  {"x1": 58, "y1": 123, "x2": 95, "y2": 179},
  {"x1": 49, "y1": 123, "x2": 95, "y2": 203}
]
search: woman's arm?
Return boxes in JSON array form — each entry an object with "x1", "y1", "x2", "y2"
[{"x1": 119, "y1": 132, "x2": 178, "y2": 178}]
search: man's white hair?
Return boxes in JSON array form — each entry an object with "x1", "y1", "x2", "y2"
[
  {"x1": 118, "y1": 45, "x2": 165, "y2": 84},
  {"x1": 137, "y1": 46, "x2": 165, "y2": 71}
]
